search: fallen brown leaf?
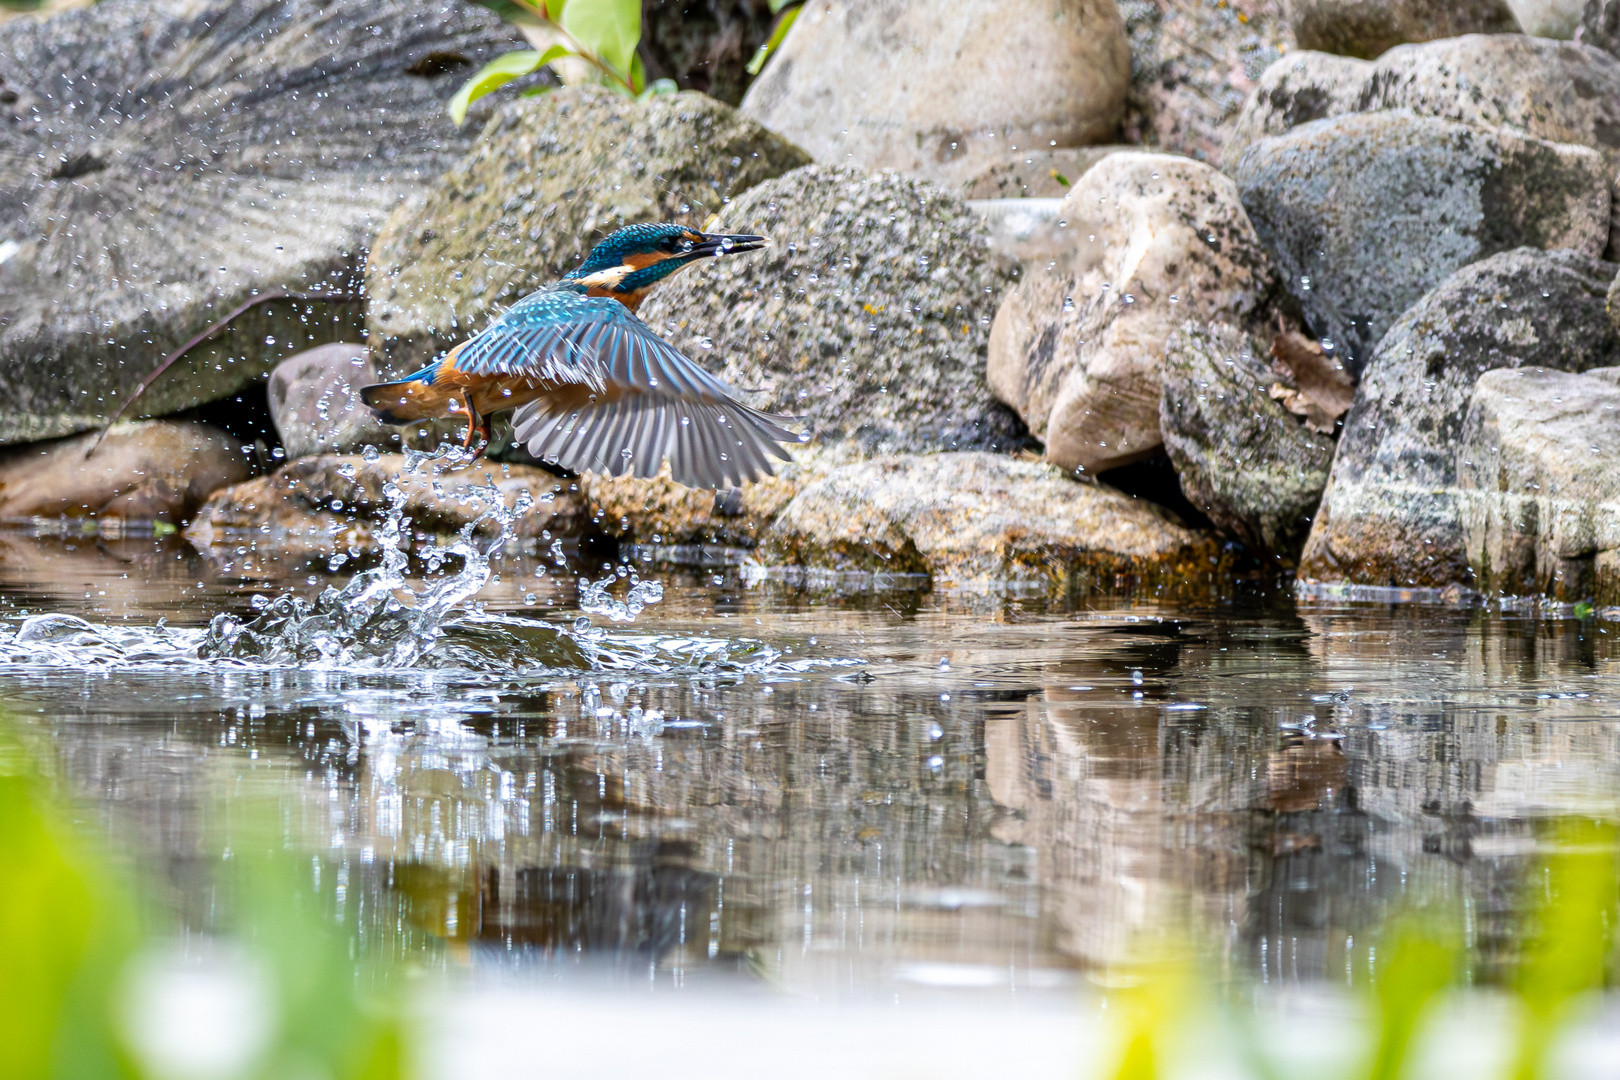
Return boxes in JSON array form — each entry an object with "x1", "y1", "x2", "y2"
[
  {"x1": 1270, "y1": 330, "x2": 1355, "y2": 419},
  {"x1": 1270, "y1": 383, "x2": 1338, "y2": 435}
]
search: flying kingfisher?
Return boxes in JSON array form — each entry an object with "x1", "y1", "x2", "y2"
[{"x1": 360, "y1": 222, "x2": 799, "y2": 489}]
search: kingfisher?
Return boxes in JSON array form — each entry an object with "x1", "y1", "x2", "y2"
[{"x1": 360, "y1": 222, "x2": 800, "y2": 489}]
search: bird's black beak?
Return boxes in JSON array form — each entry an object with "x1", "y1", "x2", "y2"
[{"x1": 692, "y1": 232, "x2": 767, "y2": 258}]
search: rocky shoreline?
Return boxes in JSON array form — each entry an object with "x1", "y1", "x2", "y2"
[{"x1": 4, "y1": 0, "x2": 1620, "y2": 604}]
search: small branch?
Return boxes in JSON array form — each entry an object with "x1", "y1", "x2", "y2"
[{"x1": 86, "y1": 288, "x2": 361, "y2": 459}]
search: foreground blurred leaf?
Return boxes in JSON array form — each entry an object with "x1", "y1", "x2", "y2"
[
  {"x1": 560, "y1": 0, "x2": 640, "y2": 83},
  {"x1": 1512, "y1": 819, "x2": 1618, "y2": 1080},
  {"x1": 448, "y1": 46, "x2": 569, "y2": 125},
  {"x1": 1365, "y1": 916, "x2": 1460, "y2": 1080}
]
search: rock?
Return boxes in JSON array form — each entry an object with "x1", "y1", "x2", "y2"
[
  {"x1": 364, "y1": 87, "x2": 810, "y2": 375},
  {"x1": 1457, "y1": 366, "x2": 1620, "y2": 602},
  {"x1": 1226, "y1": 35, "x2": 1620, "y2": 167},
  {"x1": 739, "y1": 0, "x2": 1130, "y2": 188},
  {"x1": 1118, "y1": 0, "x2": 1294, "y2": 162},
  {"x1": 185, "y1": 454, "x2": 590, "y2": 563},
  {"x1": 1506, "y1": 0, "x2": 1583, "y2": 36},
  {"x1": 0, "y1": 421, "x2": 251, "y2": 523},
  {"x1": 1159, "y1": 322, "x2": 1334, "y2": 561},
  {"x1": 757, "y1": 451, "x2": 1225, "y2": 593},
  {"x1": 1284, "y1": 0, "x2": 1520, "y2": 60},
  {"x1": 1298, "y1": 248, "x2": 1620, "y2": 589},
  {"x1": 1234, "y1": 111, "x2": 1610, "y2": 375},
  {"x1": 581, "y1": 454, "x2": 821, "y2": 558},
  {"x1": 1585, "y1": 0, "x2": 1620, "y2": 52},
  {"x1": 638, "y1": 166, "x2": 1026, "y2": 457},
  {"x1": 268, "y1": 345, "x2": 402, "y2": 459},
  {"x1": 987, "y1": 152, "x2": 1284, "y2": 474},
  {"x1": 0, "y1": 0, "x2": 526, "y2": 445},
  {"x1": 638, "y1": 0, "x2": 776, "y2": 105},
  {"x1": 961, "y1": 147, "x2": 1133, "y2": 200}
]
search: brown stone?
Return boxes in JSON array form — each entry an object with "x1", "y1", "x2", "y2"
[
  {"x1": 1284, "y1": 0, "x2": 1520, "y2": 60},
  {"x1": 0, "y1": 421, "x2": 251, "y2": 524},
  {"x1": 757, "y1": 451, "x2": 1225, "y2": 594}
]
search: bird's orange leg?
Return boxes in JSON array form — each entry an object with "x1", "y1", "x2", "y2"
[{"x1": 458, "y1": 397, "x2": 491, "y2": 460}]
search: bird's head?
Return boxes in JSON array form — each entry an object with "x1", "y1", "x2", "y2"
[{"x1": 561, "y1": 222, "x2": 766, "y2": 310}]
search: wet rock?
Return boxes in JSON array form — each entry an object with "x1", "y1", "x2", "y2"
[
  {"x1": 1284, "y1": 0, "x2": 1520, "y2": 60},
  {"x1": 1457, "y1": 366, "x2": 1620, "y2": 603},
  {"x1": 739, "y1": 0, "x2": 1129, "y2": 188},
  {"x1": 1234, "y1": 111, "x2": 1609, "y2": 375},
  {"x1": 1159, "y1": 322, "x2": 1334, "y2": 561},
  {"x1": 638, "y1": 166, "x2": 1026, "y2": 457},
  {"x1": 1117, "y1": 0, "x2": 1294, "y2": 162},
  {"x1": 581, "y1": 456, "x2": 817, "y2": 556},
  {"x1": 185, "y1": 454, "x2": 590, "y2": 562},
  {"x1": 1225, "y1": 34, "x2": 1620, "y2": 166},
  {"x1": 638, "y1": 0, "x2": 776, "y2": 106},
  {"x1": 1299, "y1": 248, "x2": 1620, "y2": 589},
  {"x1": 0, "y1": 0, "x2": 526, "y2": 445},
  {"x1": 0, "y1": 421, "x2": 251, "y2": 524},
  {"x1": 961, "y1": 147, "x2": 1133, "y2": 200},
  {"x1": 364, "y1": 87, "x2": 810, "y2": 375},
  {"x1": 987, "y1": 153, "x2": 1283, "y2": 474},
  {"x1": 757, "y1": 451, "x2": 1225, "y2": 593},
  {"x1": 268, "y1": 345, "x2": 401, "y2": 459}
]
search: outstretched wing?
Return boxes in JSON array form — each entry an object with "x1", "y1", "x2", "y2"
[{"x1": 459, "y1": 288, "x2": 799, "y2": 489}]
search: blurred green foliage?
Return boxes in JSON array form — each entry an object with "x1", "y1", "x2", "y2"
[{"x1": 0, "y1": 723, "x2": 404, "y2": 1080}]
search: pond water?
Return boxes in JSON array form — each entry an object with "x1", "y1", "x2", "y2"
[{"x1": 5, "y1": 515, "x2": 1620, "y2": 1075}]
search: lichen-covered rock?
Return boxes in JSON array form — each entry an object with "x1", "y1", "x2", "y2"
[
  {"x1": 1226, "y1": 34, "x2": 1620, "y2": 166},
  {"x1": 1118, "y1": 0, "x2": 1294, "y2": 162},
  {"x1": 758, "y1": 452, "x2": 1225, "y2": 593},
  {"x1": 184, "y1": 454, "x2": 589, "y2": 561},
  {"x1": 739, "y1": 0, "x2": 1129, "y2": 188},
  {"x1": 639, "y1": 166, "x2": 1026, "y2": 457},
  {"x1": 1299, "y1": 249, "x2": 1620, "y2": 589},
  {"x1": 364, "y1": 87, "x2": 811, "y2": 374},
  {"x1": 1284, "y1": 0, "x2": 1520, "y2": 60},
  {"x1": 0, "y1": 421, "x2": 251, "y2": 523},
  {"x1": 987, "y1": 153, "x2": 1283, "y2": 474},
  {"x1": 581, "y1": 457, "x2": 818, "y2": 555},
  {"x1": 268, "y1": 344, "x2": 401, "y2": 459},
  {"x1": 1159, "y1": 322, "x2": 1334, "y2": 561},
  {"x1": 1234, "y1": 111, "x2": 1609, "y2": 375},
  {"x1": 1457, "y1": 366, "x2": 1620, "y2": 603},
  {"x1": 0, "y1": 0, "x2": 526, "y2": 445}
]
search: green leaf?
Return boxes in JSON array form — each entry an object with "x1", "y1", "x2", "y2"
[
  {"x1": 560, "y1": 0, "x2": 641, "y2": 83},
  {"x1": 747, "y1": 4, "x2": 800, "y2": 76},
  {"x1": 766, "y1": 0, "x2": 797, "y2": 13},
  {"x1": 447, "y1": 47, "x2": 568, "y2": 126}
]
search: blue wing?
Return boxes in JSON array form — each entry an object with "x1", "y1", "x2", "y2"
[{"x1": 458, "y1": 287, "x2": 800, "y2": 489}]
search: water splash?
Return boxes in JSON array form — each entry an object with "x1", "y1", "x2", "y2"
[
  {"x1": 200, "y1": 445, "x2": 533, "y2": 668},
  {"x1": 578, "y1": 566, "x2": 665, "y2": 623}
]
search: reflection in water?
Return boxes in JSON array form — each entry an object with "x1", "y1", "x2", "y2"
[{"x1": 3, "y1": 531, "x2": 1620, "y2": 1000}]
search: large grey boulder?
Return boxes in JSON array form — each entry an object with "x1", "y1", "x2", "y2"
[
  {"x1": 1117, "y1": 0, "x2": 1294, "y2": 163},
  {"x1": 1226, "y1": 34, "x2": 1620, "y2": 167},
  {"x1": 757, "y1": 451, "x2": 1225, "y2": 594},
  {"x1": 0, "y1": 0, "x2": 526, "y2": 446},
  {"x1": 1159, "y1": 322, "x2": 1334, "y2": 561},
  {"x1": 1283, "y1": 0, "x2": 1520, "y2": 60},
  {"x1": 1234, "y1": 111, "x2": 1609, "y2": 375},
  {"x1": 267, "y1": 344, "x2": 399, "y2": 459},
  {"x1": 987, "y1": 153, "x2": 1285, "y2": 475},
  {"x1": 739, "y1": 0, "x2": 1129, "y2": 188},
  {"x1": 0, "y1": 421, "x2": 251, "y2": 524},
  {"x1": 1457, "y1": 366, "x2": 1620, "y2": 603},
  {"x1": 638, "y1": 166, "x2": 1025, "y2": 457},
  {"x1": 1298, "y1": 249, "x2": 1620, "y2": 590},
  {"x1": 365, "y1": 87, "x2": 810, "y2": 375}
]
